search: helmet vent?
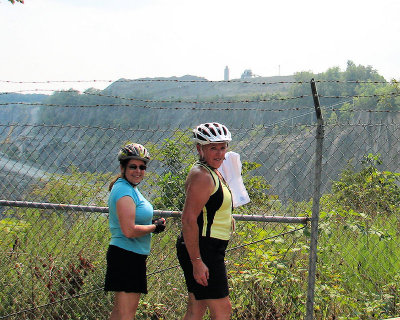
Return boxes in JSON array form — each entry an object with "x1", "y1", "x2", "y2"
[{"x1": 192, "y1": 122, "x2": 232, "y2": 145}]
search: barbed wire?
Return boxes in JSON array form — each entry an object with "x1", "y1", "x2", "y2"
[
  {"x1": 319, "y1": 92, "x2": 400, "y2": 99},
  {"x1": 0, "y1": 79, "x2": 116, "y2": 85},
  {"x1": 2, "y1": 90, "x2": 398, "y2": 101},
  {"x1": 0, "y1": 122, "x2": 322, "y2": 135},
  {"x1": 0, "y1": 123, "x2": 156, "y2": 130},
  {"x1": 329, "y1": 108, "x2": 400, "y2": 113},
  {"x1": 82, "y1": 91, "x2": 310, "y2": 104},
  {"x1": 82, "y1": 89, "x2": 398, "y2": 103},
  {"x1": 315, "y1": 79, "x2": 395, "y2": 84},
  {"x1": 1, "y1": 79, "x2": 398, "y2": 116},
  {"x1": 0, "y1": 101, "x2": 315, "y2": 112},
  {"x1": 0, "y1": 78, "x2": 302, "y2": 86},
  {"x1": 324, "y1": 121, "x2": 400, "y2": 127},
  {"x1": 269, "y1": 98, "x2": 353, "y2": 127},
  {"x1": 2, "y1": 101, "x2": 400, "y2": 113},
  {"x1": 0, "y1": 91, "x2": 311, "y2": 104},
  {"x1": 318, "y1": 98, "x2": 400, "y2": 113},
  {"x1": 1, "y1": 80, "x2": 400, "y2": 126},
  {"x1": 1, "y1": 79, "x2": 394, "y2": 86},
  {"x1": 1, "y1": 87, "x2": 398, "y2": 109}
]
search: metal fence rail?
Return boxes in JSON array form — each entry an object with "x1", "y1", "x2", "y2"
[{"x1": 0, "y1": 200, "x2": 309, "y2": 224}]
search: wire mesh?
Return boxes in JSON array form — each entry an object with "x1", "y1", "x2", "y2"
[
  {"x1": 1, "y1": 77, "x2": 400, "y2": 319},
  {"x1": 0, "y1": 123, "x2": 314, "y2": 319}
]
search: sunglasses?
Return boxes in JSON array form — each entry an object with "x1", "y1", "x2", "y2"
[{"x1": 128, "y1": 164, "x2": 147, "y2": 171}]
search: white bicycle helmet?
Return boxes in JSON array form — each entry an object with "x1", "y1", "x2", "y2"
[{"x1": 193, "y1": 122, "x2": 232, "y2": 145}]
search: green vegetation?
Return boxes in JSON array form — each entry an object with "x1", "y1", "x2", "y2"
[
  {"x1": 313, "y1": 153, "x2": 400, "y2": 319},
  {"x1": 145, "y1": 129, "x2": 195, "y2": 211},
  {"x1": 0, "y1": 167, "x2": 111, "y2": 319},
  {"x1": 1, "y1": 121, "x2": 399, "y2": 320},
  {"x1": 8, "y1": 0, "x2": 24, "y2": 5}
]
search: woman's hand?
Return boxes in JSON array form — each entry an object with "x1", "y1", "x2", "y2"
[
  {"x1": 192, "y1": 259, "x2": 209, "y2": 286},
  {"x1": 152, "y1": 218, "x2": 166, "y2": 234}
]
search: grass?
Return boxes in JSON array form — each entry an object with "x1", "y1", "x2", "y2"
[{"x1": 1, "y1": 205, "x2": 399, "y2": 319}]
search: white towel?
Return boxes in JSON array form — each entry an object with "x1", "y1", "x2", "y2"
[{"x1": 219, "y1": 151, "x2": 250, "y2": 207}]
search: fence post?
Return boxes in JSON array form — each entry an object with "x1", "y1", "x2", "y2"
[{"x1": 305, "y1": 78, "x2": 324, "y2": 320}]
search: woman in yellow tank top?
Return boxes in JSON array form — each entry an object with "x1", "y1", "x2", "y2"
[{"x1": 176, "y1": 122, "x2": 233, "y2": 320}]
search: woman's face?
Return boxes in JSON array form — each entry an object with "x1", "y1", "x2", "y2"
[
  {"x1": 198, "y1": 142, "x2": 228, "y2": 169},
  {"x1": 121, "y1": 159, "x2": 147, "y2": 185}
]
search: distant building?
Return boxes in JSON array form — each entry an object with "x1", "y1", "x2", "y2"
[
  {"x1": 241, "y1": 69, "x2": 253, "y2": 79},
  {"x1": 224, "y1": 66, "x2": 229, "y2": 81}
]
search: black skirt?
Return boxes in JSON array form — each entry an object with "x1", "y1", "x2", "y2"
[
  {"x1": 176, "y1": 235, "x2": 229, "y2": 300},
  {"x1": 104, "y1": 245, "x2": 148, "y2": 294}
]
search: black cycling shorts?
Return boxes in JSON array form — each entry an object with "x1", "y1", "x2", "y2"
[
  {"x1": 104, "y1": 245, "x2": 148, "y2": 294},
  {"x1": 176, "y1": 235, "x2": 229, "y2": 300}
]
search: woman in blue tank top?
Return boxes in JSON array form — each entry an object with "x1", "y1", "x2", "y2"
[{"x1": 104, "y1": 143, "x2": 166, "y2": 320}]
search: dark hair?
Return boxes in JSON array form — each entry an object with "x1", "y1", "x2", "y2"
[{"x1": 108, "y1": 159, "x2": 129, "y2": 191}]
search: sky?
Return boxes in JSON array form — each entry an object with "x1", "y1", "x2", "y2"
[{"x1": 1, "y1": 0, "x2": 400, "y2": 92}]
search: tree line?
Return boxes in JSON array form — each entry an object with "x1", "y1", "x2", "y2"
[{"x1": 34, "y1": 61, "x2": 399, "y2": 129}]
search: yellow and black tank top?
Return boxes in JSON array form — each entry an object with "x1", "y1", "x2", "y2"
[{"x1": 195, "y1": 161, "x2": 233, "y2": 241}]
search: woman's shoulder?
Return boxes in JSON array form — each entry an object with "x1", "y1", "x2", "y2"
[
  {"x1": 110, "y1": 179, "x2": 141, "y2": 205},
  {"x1": 190, "y1": 163, "x2": 211, "y2": 177},
  {"x1": 186, "y1": 164, "x2": 215, "y2": 188},
  {"x1": 112, "y1": 178, "x2": 127, "y2": 188},
  {"x1": 111, "y1": 179, "x2": 134, "y2": 194}
]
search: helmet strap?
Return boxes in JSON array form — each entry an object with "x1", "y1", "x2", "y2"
[
  {"x1": 197, "y1": 145, "x2": 205, "y2": 159},
  {"x1": 199, "y1": 158, "x2": 217, "y2": 170}
]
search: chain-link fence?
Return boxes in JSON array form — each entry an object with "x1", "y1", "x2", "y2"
[{"x1": 1, "y1": 79, "x2": 400, "y2": 319}]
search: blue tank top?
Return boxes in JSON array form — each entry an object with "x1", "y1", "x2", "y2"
[{"x1": 108, "y1": 178, "x2": 154, "y2": 255}]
